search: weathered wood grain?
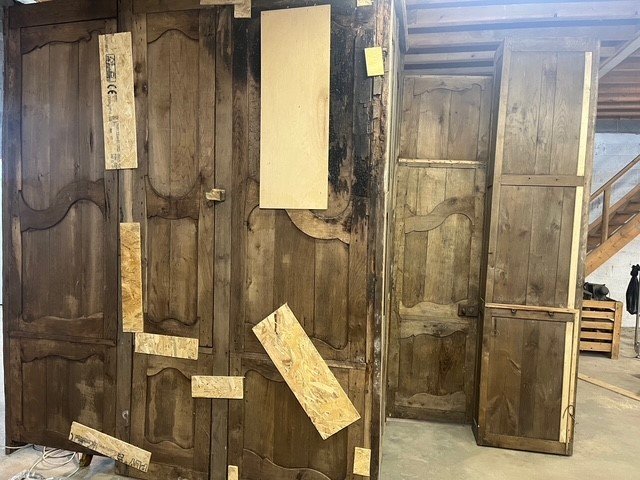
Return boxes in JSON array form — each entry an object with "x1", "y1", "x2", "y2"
[
  {"x1": 252, "y1": 304, "x2": 361, "y2": 439},
  {"x1": 135, "y1": 332, "x2": 199, "y2": 360},
  {"x1": 120, "y1": 223, "x2": 144, "y2": 333},
  {"x1": 69, "y1": 422, "x2": 151, "y2": 472},
  {"x1": 353, "y1": 447, "x2": 371, "y2": 476},
  {"x1": 192, "y1": 376, "x2": 244, "y2": 399},
  {"x1": 99, "y1": 32, "x2": 138, "y2": 170},
  {"x1": 476, "y1": 38, "x2": 598, "y2": 455},
  {"x1": 259, "y1": 5, "x2": 330, "y2": 209}
]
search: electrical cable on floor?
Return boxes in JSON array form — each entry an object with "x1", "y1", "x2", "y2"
[{"x1": 7, "y1": 444, "x2": 84, "y2": 480}]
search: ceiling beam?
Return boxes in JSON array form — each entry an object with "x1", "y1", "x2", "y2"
[{"x1": 600, "y1": 31, "x2": 640, "y2": 78}]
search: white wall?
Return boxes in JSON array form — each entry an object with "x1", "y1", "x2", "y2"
[{"x1": 586, "y1": 132, "x2": 640, "y2": 327}]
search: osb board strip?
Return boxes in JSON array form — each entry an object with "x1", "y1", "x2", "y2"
[
  {"x1": 192, "y1": 376, "x2": 244, "y2": 399},
  {"x1": 260, "y1": 5, "x2": 330, "y2": 209},
  {"x1": 234, "y1": 0, "x2": 251, "y2": 18},
  {"x1": 99, "y1": 32, "x2": 138, "y2": 170},
  {"x1": 228, "y1": 465, "x2": 239, "y2": 480},
  {"x1": 353, "y1": 447, "x2": 371, "y2": 477},
  {"x1": 69, "y1": 421, "x2": 151, "y2": 472},
  {"x1": 135, "y1": 332, "x2": 199, "y2": 360},
  {"x1": 253, "y1": 304, "x2": 361, "y2": 440},
  {"x1": 120, "y1": 223, "x2": 143, "y2": 333}
]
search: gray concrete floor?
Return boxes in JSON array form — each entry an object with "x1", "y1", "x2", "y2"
[
  {"x1": 0, "y1": 330, "x2": 638, "y2": 479},
  {"x1": 380, "y1": 328, "x2": 640, "y2": 480}
]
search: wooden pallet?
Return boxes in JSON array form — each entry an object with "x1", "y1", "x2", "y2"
[{"x1": 580, "y1": 300, "x2": 623, "y2": 359}]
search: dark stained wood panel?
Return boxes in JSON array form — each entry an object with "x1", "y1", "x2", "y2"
[
  {"x1": 228, "y1": 1, "x2": 382, "y2": 477},
  {"x1": 130, "y1": 353, "x2": 213, "y2": 480},
  {"x1": 3, "y1": 5, "x2": 119, "y2": 455},
  {"x1": 8, "y1": 338, "x2": 116, "y2": 451}
]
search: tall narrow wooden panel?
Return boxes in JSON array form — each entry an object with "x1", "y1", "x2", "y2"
[
  {"x1": 259, "y1": 5, "x2": 330, "y2": 209},
  {"x1": 3, "y1": 2, "x2": 119, "y2": 452},
  {"x1": 387, "y1": 76, "x2": 492, "y2": 422},
  {"x1": 475, "y1": 38, "x2": 599, "y2": 455},
  {"x1": 229, "y1": 1, "x2": 382, "y2": 478},
  {"x1": 124, "y1": 4, "x2": 222, "y2": 479}
]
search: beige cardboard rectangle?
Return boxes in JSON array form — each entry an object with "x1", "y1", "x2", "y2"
[
  {"x1": 99, "y1": 33, "x2": 137, "y2": 170},
  {"x1": 228, "y1": 465, "x2": 239, "y2": 480},
  {"x1": 69, "y1": 422, "x2": 151, "y2": 472},
  {"x1": 353, "y1": 447, "x2": 371, "y2": 476},
  {"x1": 192, "y1": 376, "x2": 244, "y2": 399},
  {"x1": 135, "y1": 332, "x2": 199, "y2": 360},
  {"x1": 260, "y1": 6, "x2": 330, "y2": 209},
  {"x1": 200, "y1": 0, "x2": 243, "y2": 4},
  {"x1": 357, "y1": 0, "x2": 373, "y2": 6},
  {"x1": 253, "y1": 304, "x2": 360, "y2": 439},
  {"x1": 365, "y1": 47, "x2": 384, "y2": 77},
  {"x1": 120, "y1": 223, "x2": 143, "y2": 333}
]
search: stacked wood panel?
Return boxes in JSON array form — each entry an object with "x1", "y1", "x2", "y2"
[{"x1": 475, "y1": 38, "x2": 599, "y2": 455}]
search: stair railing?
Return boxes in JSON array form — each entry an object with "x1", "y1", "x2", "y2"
[{"x1": 590, "y1": 152, "x2": 640, "y2": 244}]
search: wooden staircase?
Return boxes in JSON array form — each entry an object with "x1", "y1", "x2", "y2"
[{"x1": 586, "y1": 153, "x2": 640, "y2": 275}]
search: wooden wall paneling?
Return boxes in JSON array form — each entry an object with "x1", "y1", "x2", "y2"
[
  {"x1": 229, "y1": 355, "x2": 367, "y2": 480},
  {"x1": 8, "y1": 338, "x2": 116, "y2": 451},
  {"x1": 229, "y1": 0, "x2": 385, "y2": 478},
  {"x1": 123, "y1": 5, "x2": 222, "y2": 479},
  {"x1": 475, "y1": 38, "x2": 599, "y2": 455},
  {"x1": 3, "y1": 2, "x2": 119, "y2": 453},
  {"x1": 116, "y1": 3, "x2": 138, "y2": 476},
  {"x1": 387, "y1": 75, "x2": 491, "y2": 423},
  {"x1": 211, "y1": 6, "x2": 234, "y2": 480},
  {"x1": 130, "y1": 353, "x2": 213, "y2": 479}
]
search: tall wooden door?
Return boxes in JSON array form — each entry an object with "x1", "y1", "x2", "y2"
[
  {"x1": 120, "y1": 3, "x2": 227, "y2": 479},
  {"x1": 227, "y1": 3, "x2": 376, "y2": 478},
  {"x1": 387, "y1": 76, "x2": 492, "y2": 422},
  {"x1": 475, "y1": 38, "x2": 599, "y2": 455},
  {"x1": 3, "y1": 0, "x2": 119, "y2": 451}
]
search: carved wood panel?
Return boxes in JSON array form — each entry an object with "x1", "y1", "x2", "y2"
[
  {"x1": 133, "y1": 8, "x2": 216, "y2": 346},
  {"x1": 3, "y1": 4, "x2": 119, "y2": 455},
  {"x1": 8, "y1": 338, "x2": 116, "y2": 451},
  {"x1": 10, "y1": 19, "x2": 118, "y2": 340},
  {"x1": 387, "y1": 76, "x2": 492, "y2": 423},
  {"x1": 130, "y1": 353, "x2": 213, "y2": 479},
  {"x1": 229, "y1": 356, "x2": 366, "y2": 480},
  {"x1": 230, "y1": 3, "x2": 376, "y2": 478}
]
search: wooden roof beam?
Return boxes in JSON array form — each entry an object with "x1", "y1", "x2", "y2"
[{"x1": 600, "y1": 31, "x2": 640, "y2": 78}]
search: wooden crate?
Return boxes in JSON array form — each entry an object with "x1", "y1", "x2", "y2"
[{"x1": 580, "y1": 300, "x2": 623, "y2": 359}]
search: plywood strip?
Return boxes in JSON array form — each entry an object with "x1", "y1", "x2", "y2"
[
  {"x1": 578, "y1": 374, "x2": 640, "y2": 402},
  {"x1": 69, "y1": 422, "x2": 151, "y2": 472},
  {"x1": 192, "y1": 376, "x2": 244, "y2": 399},
  {"x1": 120, "y1": 223, "x2": 143, "y2": 333},
  {"x1": 135, "y1": 332, "x2": 199, "y2": 360},
  {"x1": 253, "y1": 304, "x2": 361, "y2": 439},
  {"x1": 99, "y1": 33, "x2": 137, "y2": 170},
  {"x1": 260, "y1": 5, "x2": 330, "y2": 209},
  {"x1": 353, "y1": 447, "x2": 371, "y2": 477},
  {"x1": 228, "y1": 465, "x2": 239, "y2": 480}
]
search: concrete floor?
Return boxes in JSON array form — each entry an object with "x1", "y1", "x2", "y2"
[
  {"x1": 380, "y1": 328, "x2": 640, "y2": 480},
  {"x1": 0, "y1": 331, "x2": 638, "y2": 479}
]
